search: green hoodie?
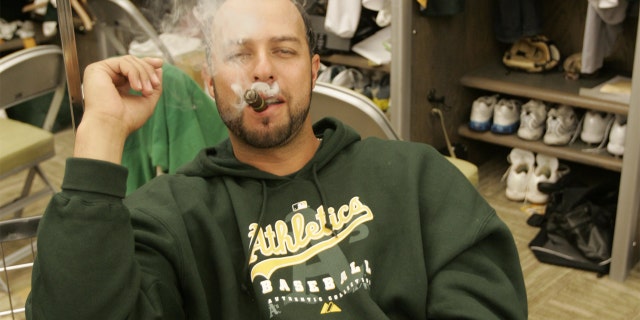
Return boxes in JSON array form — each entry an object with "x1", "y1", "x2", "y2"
[{"x1": 28, "y1": 118, "x2": 527, "y2": 319}]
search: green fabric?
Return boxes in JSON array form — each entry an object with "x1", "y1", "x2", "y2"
[
  {"x1": 28, "y1": 118, "x2": 527, "y2": 319},
  {"x1": 121, "y1": 63, "x2": 228, "y2": 194}
]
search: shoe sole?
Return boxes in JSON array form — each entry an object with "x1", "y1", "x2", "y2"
[
  {"x1": 607, "y1": 144, "x2": 624, "y2": 156},
  {"x1": 517, "y1": 128, "x2": 543, "y2": 140},
  {"x1": 491, "y1": 122, "x2": 519, "y2": 134},
  {"x1": 506, "y1": 188, "x2": 526, "y2": 201},
  {"x1": 469, "y1": 121, "x2": 491, "y2": 132},
  {"x1": 580, "y1": 131, "x2": 606, "y2": 144}
]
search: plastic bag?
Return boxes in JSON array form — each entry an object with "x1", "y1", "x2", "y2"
[{"x1": 529, "y1": 179, "x2": 618, "y2": 274}]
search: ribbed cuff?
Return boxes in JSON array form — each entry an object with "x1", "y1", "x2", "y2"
[{"x1": 61, "y1": 158, "x2": 128, "y2": 198}]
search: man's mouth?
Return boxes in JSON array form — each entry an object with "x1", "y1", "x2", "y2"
[{"x1": 244, "y1": 88, "x2": 284, "y2": 112}]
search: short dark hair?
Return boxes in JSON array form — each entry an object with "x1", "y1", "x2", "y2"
[
  {"x1": 290, "y1": 0, "x2": 318, "y2": 56},
  {"x1": 198, "y1": 0, "x2": 318, "y2": 75}
]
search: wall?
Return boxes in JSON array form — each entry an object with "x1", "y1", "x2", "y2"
[{"x1": 409, "y1": 0, "x2": 498, "y2": 154}]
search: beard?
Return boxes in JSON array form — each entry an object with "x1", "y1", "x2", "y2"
[
  {"x1": 223, "y1": 106, "x2": 309, "y2": 149},
  {"x1": 212, "y1": 81, "x2": 311, "y2": 149}
]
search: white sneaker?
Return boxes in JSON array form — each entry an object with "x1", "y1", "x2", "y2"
[
  {"x1": 504, "y1": 148, "x2": 535, "y2": 201},
  {"x1": 517, "y1": 99, "x2": 547, "y2": 140},
  {"x1": 491, "y1": 98, "x2": 521, "y2": 134},
  {"x1": 607, "y1": 115, "x2": 626, "y2": 156},
  {"x1": 332, "y1": 68, "x2": 366, "y2": 90},
  {"x1": 469, "y1": 94, "x2": 499, "y2": 132},
  {"x1": 543, "y1": 105, "x2": 578, "y2": 145},
  {"x1": 525, "y1": 154, "x2": 559, "y2": 204},
  {"x1": 580, "y1": 111, "x2": 613, "y2": 145},
  {"x1": 317, "y1": 65, "x2": 345, "y2": 83}
]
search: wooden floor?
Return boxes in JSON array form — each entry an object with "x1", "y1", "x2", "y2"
[{"x1": 1, "y1": 127, "x2": 639, "y2": 319}]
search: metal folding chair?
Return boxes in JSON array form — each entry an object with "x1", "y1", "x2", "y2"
[
  {"x1": 0, "y1": 215, "x2": 41, "y2": 319},
  {"x1": 0, "y1": 45, "x2": 65, "y2": 219},
  {"x1": 309, "y1": 82, "x2": 479, "y2": 186}
]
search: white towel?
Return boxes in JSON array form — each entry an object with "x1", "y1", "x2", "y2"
[
  {"x1": 325, "y1": 0, "x2": 362, "y2": 38},
  {"x1": 581, "y1": 0, "x2": 628, "y2": 74}
]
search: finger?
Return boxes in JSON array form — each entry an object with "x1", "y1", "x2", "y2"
[
  {"x1": 142, "y1": 56, "x2": 164, "y2": 68},
  {"x1": 141, "y1": 56, "x2": 164, "y2": 86},
  {"x1": 121, "y1": 55, "x2": 152, "y2": 92},
  {"x1": 119, "y1": 56, "x2": 162, "y2": 95}
]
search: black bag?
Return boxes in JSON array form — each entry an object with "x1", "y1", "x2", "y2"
[{"x1": 528, "y1": 180, "x2": 618, "y2": 274}]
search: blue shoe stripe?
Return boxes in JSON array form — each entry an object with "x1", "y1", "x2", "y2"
[
  {"x1": 491, "y1": 122, "x2": 519, "y2": 134},
  {"x1": 469, "y1": 121, "x2": 492, "y2": 132}
]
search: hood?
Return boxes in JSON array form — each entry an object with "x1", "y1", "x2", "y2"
[{"x1": 176, "y1": 117, "x2": 361, "y2": 179}]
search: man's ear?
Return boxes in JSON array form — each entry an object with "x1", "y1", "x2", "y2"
[
  {"x1": 311, "y1": 54, "x2": 321, "y2": 88},
  {"x1": 201, "y1": 64, "x2": 216, "y2": 99},
  {"x1": 205, "y1": 76, "x2": 216, "y2": 99}
]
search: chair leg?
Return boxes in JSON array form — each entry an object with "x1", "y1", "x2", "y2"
[
  {"x1": 0, "y1": 166, "x2": 57, "y2": 219},
  {"x1": 34, "y1": 165, "x2": 59, "y2": 193},
  {"x1": 0, "y1": 243, "x2": 15, "y2": 318},
  {"x1": 14, "y1": 169, "x2": 38, "y2": 218}
]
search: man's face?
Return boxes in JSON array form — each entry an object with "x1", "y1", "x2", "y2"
[{"x1": 207, "y1": 0, "x2": 320, "y2": 148}]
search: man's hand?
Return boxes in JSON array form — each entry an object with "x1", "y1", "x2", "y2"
[{"x1": 74, "y1": 55, "x2": 163, "y2": 164}]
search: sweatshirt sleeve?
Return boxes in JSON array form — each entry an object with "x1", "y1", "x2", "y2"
[
  {"x1": 26, "y1": 158, "x2": 185, "y2": 319},
  {"x1": 426, "y1": 211, "x2": 528, "y2": 319},
  {"x1": 420, "y1": 151, "x2": 528, "y2": 319}
]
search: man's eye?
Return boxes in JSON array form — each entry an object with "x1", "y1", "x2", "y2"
[
  {"x1": 274, "y1": 48, "x2": 296, "y2": 56},
  {"x1": 228, "y1": 52, "x2": 250, "y2": 61}
]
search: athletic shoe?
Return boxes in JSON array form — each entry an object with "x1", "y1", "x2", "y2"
[
  {"x1": 517, "y1": 99, "x2": 547, "y2": 140},
  {"x1": 580, "y1": 110, "x2": 613, "y2": 145},
  {"x1": 491, "y1": 98, "x2": 521, "y2": 134},
  {"x1": 469, "y1": 94, "x2": 499, "y2": 132},
  {"x1": 607, "y1": 115, "x2": 627, "y2": 156},
  {"x1": 317, "y1": 65, "x2": 346, "y2": 83},
  {"x1": 504, "y1": 148, "x2": 535, "y2": 201},
  {"x1": 543, "y1": 105, "x2": 578, "y2": 145},
  {"x1": 332, "y1": 68, "x2": 366, "y2": 90},
  {"x1": 525, "y1": 153, "x2": 559, "y2": 204}
]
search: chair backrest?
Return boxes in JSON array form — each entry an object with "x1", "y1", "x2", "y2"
[
  {"x1": 0, "y1": 215, "x2": 41, "y2": 318},
  {"x1": 87, "y1": 0, "x2": 175, "y2": 63},
  {"x1": 309, "y1": 82, "x2": 400, "y2": 140},
  {"x1": 0, "y1": 45, "x2": 66, "y2": 131},
  {"x1": 309, "y1": 82, "x2": 480, "y2": 187}
]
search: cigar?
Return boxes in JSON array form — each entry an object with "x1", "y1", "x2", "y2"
[{"x1": 244, "y1": 89, "x2": 267, "y2": 112}]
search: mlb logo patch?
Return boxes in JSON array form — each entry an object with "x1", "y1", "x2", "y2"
[{"x1": 292, "y1": 201, "x2": 308, "y2": 211}]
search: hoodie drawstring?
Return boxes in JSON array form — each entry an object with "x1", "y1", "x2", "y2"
[
  {"x1": 241, "y1": 165, "x2": 336, "y2": 299},
  {"x1": 312, "y1": 164, "x2": 337, "y2": 237},
  {"x1": 241, "y1": 180, "x2": 269, "y2": 300}
]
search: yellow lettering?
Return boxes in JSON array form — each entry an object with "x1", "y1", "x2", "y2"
[
  {"x1": 248, "y1": 197, "x2": 374, "y2": 280},
  {"x1": 274, "y1": 220, "x2": 293, "y2": 253},
  {"x1": 290, "y1": 213, "x2": 308, "y2": 252}
]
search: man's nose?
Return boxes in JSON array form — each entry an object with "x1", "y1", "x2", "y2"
[{"x1": 252, "y1": 52, "x2": 275, "y2": 82}]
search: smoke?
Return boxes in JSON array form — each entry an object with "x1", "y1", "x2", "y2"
[
  {"x1": 144, "y1": 0, "x2": 308, "y2": 111},
  {"x1": 229, "y1": 81, "x2": 281, "y2": 112}
]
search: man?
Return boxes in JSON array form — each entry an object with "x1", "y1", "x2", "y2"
[{"x1": 27, "y1": 0, "x2": 527, "y2": 318}]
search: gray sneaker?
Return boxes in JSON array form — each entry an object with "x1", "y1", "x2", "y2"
[
  {"x1": 517, "y1": 99, "x2": 547, "y2": 140},
  {"x1": 543, "y1": 105, "x2": 578, "y2": 146}
]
